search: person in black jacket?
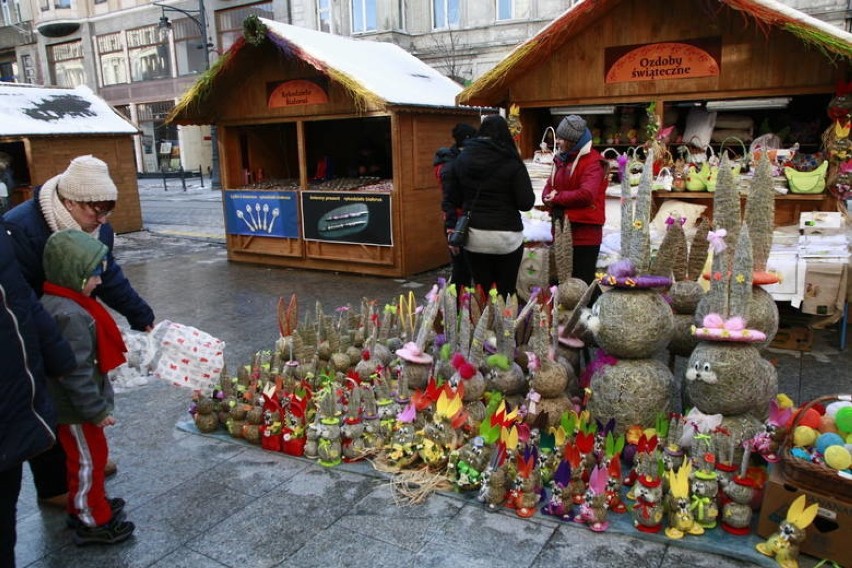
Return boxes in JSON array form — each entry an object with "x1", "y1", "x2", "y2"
[
  {"x1": 0, "y1": 219, "x2": 76, "y2": 567},
  {"x1": 3, "y1": 155, "x2": 153, "y2": 507},
  {"x1": 435, "y1": 123, "x2": 476, "y2": 288},
  {"x1": 444, "y1": 115, "x2": 535, "y2": 298}
]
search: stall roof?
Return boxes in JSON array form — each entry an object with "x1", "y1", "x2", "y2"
[
  {"x1": 0, "y1": 83, "x2": 138, "y2": 137},
  {"x1": 458, "y1": 0, "x2": 852, "y2": 106},
  {"x1": 170, "y1": 17, "x2": 463, "y2": 123}
]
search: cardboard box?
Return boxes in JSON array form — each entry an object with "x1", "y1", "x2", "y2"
[{"x1": 757, "y1": 466, "x2": 852, "y2": 567}]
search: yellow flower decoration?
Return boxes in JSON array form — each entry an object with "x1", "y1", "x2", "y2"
[
  {"x1": 735, "y1": 273, "x2": 746, "y2": 284},
  {"x1": 633, "y1": 220, "x2": 643, "y2": 229}
]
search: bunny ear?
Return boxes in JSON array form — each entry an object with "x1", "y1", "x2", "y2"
[
  {"x1": 729, "y1": 224, "x2": 754, "y2": 321},
  {"x1": 787, "y1": 494, "x2": 820, "y2": 529},
  {"x1": 797, "y1": 502, "x2": 820, "y2": 530}
]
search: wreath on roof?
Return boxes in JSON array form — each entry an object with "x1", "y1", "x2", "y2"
[{"x1": 243, "y1": 14, "x2": 268, "y2": 47}]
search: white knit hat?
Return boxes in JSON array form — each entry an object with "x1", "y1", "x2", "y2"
[{"x1": 54, "y1": 155, "x2": 118, "y2": 203}]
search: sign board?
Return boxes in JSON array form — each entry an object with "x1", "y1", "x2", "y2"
[
  {"x1": 267, "y1": 78, "x2": 329, "y2": 108},
  {"x1": 605, "y1": 37, "x2": 721, "y2": 84},
  {"x1": 301, "y1": 191, "x2": 392, "y2": 246},
  {"x1": 224, "y1": 190, "x2": 299, "y2": 238}
]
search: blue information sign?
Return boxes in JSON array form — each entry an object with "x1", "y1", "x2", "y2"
[{"x1": 224, "y1": 190, "x2": 299, "y2": 238}]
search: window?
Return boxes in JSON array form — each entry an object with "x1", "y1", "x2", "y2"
[
  {"x1": 127, "y1": 25, "x2": 171, "y2": 82},
  {"x1": 215, "y1": 1, "x2": 273, "y2": 53},
  {"x1": 21, "y1": 54, "x2": 36, "y2": 83},
  {"x1": 48, "y1": 40, "x2": 85, "y2": 87},
  {"x1": 39, "y1": 0, "x2": 48, "y2": 11},
  {"x1": 433, "y1": 0, "x2": 459, "y2": 29},
  {"x1": 54, "y1": 0, "x2": 70, "y2": 8},
  {"x1": 496, "y1": 0, "x2": 513, "y2": 21},
  {"x1": 96, "y1": 32, "x2": 128, "y2": 86},
  {"x1": 317, "y1": 0, "x2": 332, "y2": 33},
  {"x1": 172, "y1": 17, "x2": 207, "y2": 76},
  {"x1": 0, "y1": 60, "x2": 15, "y2": 83},
  {"x1": 351, "y1": 0, "x2": 376, "y2": 33}
]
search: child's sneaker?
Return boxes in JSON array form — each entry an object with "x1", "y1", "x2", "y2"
[
  {"x1": 72, "y1": 516, "x2": 135, "y2": 546},
  {"x1": 66, "y1": 497, "x2": 126, "y2": 530}
]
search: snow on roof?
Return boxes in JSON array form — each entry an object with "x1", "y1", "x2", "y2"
[
  {"x1": 0, "y1": 83, "x2": 138, "y2": 137},
  {"x1": 260, "y1": 18, "x2": 463, "y2": 108}
]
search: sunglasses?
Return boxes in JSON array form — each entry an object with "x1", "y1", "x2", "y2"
[{"x1": 83, "y1": 201, "x2": 116, "y2": 218}]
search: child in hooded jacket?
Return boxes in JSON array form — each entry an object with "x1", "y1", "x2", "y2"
[{"x1": 40, "y1": 229, "x2": 135, "y2": 546}]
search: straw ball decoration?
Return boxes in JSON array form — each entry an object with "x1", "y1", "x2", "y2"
[
  {"x1": 455, "y1": 371, "x2": 486, "y2": 402},
  {"x1": 402, "y1": 361, "x2": 432, "y2": 390},
  {"x1": 526, "y1": 395, "x2": 574, "y2": 428},
  {"x1": 487, "y1": 363, "x2": 527, "y2": 395},
  {"x1": 464, "y1": 400, "x2": 487, "y2": 429},
  {"x1": 669, "y1": 281, "x2": 705, "y2": 315},
  {"x1": 592, "y1": 290, "x2": 674, "y2": 359},
  {"x1": 554, "y1": 345, "x2": 581, "y2": 378},
  {"x1": 685, "y1": 342, "x2": 776, "y2": 416},
  {"x1": 558, "y1": 278, "x2": 588, "y2": 310},
  {"x1": 372, "y1": 343, "x2": 393, "y2": 366},
  {"x1": 530, "y1": 358, "x2": 570, "y2": 398},
  {"x1": 668, "y1": 313, "x2": 700, "y2": 357},
  {"x1": 587, "y1": 358, "x2": 674, "y2": 434}
]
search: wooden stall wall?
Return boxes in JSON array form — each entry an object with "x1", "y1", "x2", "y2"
[
  {"x1": 394, "y1": 111, "x2": 481, "y2": 276},
  {"x1": 508, "y1": 0, "x2": 842, "y2": 110},
  {"x1": 25, "y1": 136, "x2": 142, "y2": 233}
]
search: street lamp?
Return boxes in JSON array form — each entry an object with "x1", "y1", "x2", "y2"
[{"x1": 155, "y1": 0, "x2": 221, "y2": 189}]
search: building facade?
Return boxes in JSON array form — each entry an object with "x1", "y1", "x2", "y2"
[{"x1": 1, "y1": 0, "x2": 850, "y2": 176}]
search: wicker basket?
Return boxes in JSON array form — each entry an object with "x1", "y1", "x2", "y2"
[{"x1": 779, "y1": 394, "x2": 852, "y2": 500}]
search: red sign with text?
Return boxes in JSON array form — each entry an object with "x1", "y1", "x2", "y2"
[
  {"x1": 267, "y1": 79, "x2": 329, "y2": 108},
  {"x1": 604, "y1": 37, "x2": 721, "y2": 84}
]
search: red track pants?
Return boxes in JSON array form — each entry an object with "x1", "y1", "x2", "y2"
[{"x1": 58, "y1": 423, "x2": 111, "y2": 527}]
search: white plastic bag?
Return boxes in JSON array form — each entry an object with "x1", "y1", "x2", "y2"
[
  {"x1": 108, "y1": 328, "x2": 156, "y2": 390},
  {"x1": 150, "y1": 320, "x2": 225, "y2": 393}
]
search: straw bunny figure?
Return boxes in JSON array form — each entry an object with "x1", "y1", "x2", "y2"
[
  {"x1": 755, "y1": 494, "x2": 820, "y2": 568},
  {"x1": 576, "y1": 465, "x2": 610, "y2": 531},
  {"x1": 686, "y1": 224, "x2": 778, "y2": 445},
  {"x1": 665, "y1": 461, "x2": 705, "y2": 539}
]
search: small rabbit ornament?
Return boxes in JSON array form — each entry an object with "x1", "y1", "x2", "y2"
[
  {"x1": 576, "y1": 465, "x2": 610, "y2": 532},
  {"x1": 755, "y1": 494, "x2": 819, "y2": 568},
  {"x1": 665, "y1": 461, "x2": 705, "y2": 539}
]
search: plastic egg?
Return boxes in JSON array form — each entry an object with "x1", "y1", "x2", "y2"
[
  {"x1": 825, "y1": 445, "x2": 852, "y2": 470},
  {"x1": 836, "y1": 406, "x2": 852, "y2": 434},
  {"x1": 793, "y1": 425, "x2": 818, "y2": 448},
  {"x1": 815, "y1": 432, "x2": 845, "y2": 454},
  {"x1": 793, "y1": 408, "x2": 822, "y2": 429},
  {"x1": 791, "y1": 447, "x2": 812, "y2": 461},
  {"x1": 819, "y1": 414, "x2": 838, "y2": 433}
]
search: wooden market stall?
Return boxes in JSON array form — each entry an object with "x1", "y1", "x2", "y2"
[
  {"x1": 457, "y1": 0, "x2": 852, "y2": 227},
  {"x1": 0, "y1": 83, "x2": 143, "y2": 233},
  {"x1": 168, "y1": 17, "x2": 483, "y2": 277}
]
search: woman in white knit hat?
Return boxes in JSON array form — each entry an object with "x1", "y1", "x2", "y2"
[{"x1": 3, "y1": 155, "x2": 154, "y2": 507}]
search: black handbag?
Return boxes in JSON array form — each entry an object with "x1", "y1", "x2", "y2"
[
  {"x1": 447, "y1": 186, "x2": 482, "y2": 248},
  {"x1": 448, "y1": 213, "x2": 470, "y2": 247}
]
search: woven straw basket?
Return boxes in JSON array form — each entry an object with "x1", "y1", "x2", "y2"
[{"x1": 780, "y1": 394, "x2": 852, "y2": 500}]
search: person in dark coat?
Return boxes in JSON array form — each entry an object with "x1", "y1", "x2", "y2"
[
  {"x1": 444, "y1": 115, "x2": 535, "y2": 298},
  {"x1": 0, "y1": 219, "x2": 75, "y2": 567},
  {"x1": 3, "y1": 155, "x2": 153, "y2": 507},
  {"x1": 435, "y1": 123, "x2": 477, "y2": 289}
]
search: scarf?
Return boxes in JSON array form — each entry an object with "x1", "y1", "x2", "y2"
[
  {"x1": 43, "y1": 282, "x2": 127, "y2": 373},
  {"x1": 39, "y1": 179, "x2": 81, "y2": 233}
]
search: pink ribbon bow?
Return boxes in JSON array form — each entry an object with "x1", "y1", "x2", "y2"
[{"x1": 707, "y1": 229, "x2": 727, "y2": 253}]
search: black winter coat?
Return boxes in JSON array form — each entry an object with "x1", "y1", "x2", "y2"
[
  {"x1": 0, "y1": 219, "x2": 75, "y2": 472},
  {"x1": 3, "y1": 186, "x2": 155, "y2": 331},
  {"x1": 443, "y1": 137, "x2": 534, "y2": 232}
]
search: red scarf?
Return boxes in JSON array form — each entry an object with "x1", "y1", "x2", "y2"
[{"x1": 43, "y1": 282, "x2": 127, "y2": 373}]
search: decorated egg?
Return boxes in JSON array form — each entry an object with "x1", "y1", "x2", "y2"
[
  {"x1": 826, "y1": 401, "x2": 852, "y2": 417},
  {"x1": 825, "y1": 445, "x2": 852, "y2": 470},
  {"x1": 819, "y1": 414, "x2": 838, "y2": 433},
  {"x1": 815, "y1": 432, "x2": 845, "y2": 454},
  {"x1": 835, "y1": 406, "x2": 852, "y2": 434},
  {"x1": 793, "y1": 425, "x2": 817, "y2": 447},
  {"x1": 793, "y1": 407, "x2": 822, "y2": 429},
  {"x1": 791, "y1": 447, "x2": 812, "y2": 461}
]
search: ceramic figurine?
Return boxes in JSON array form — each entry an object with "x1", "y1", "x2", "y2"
[
  {"x1": 755, "y1": 494, "x2": 819, "y2": 568},
  {"x1": 576, "y1": 465, "x2": 610, "y2": 531},
  {"x1": 665, "y1": 461, "x2": 704, "y2": 539}
]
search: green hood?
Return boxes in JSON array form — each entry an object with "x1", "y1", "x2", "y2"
[{"x1": 43, "y1": 230, "x2": 108, "y2": 293}]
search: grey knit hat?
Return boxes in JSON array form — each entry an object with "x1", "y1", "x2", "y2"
[{"x1": 555, "y1": 115, "x2": 587, "y2": 143}]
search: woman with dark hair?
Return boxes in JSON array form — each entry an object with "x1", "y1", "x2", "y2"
[{"x1": 444, "y1": 115, "x2": 535, "y2": 298}]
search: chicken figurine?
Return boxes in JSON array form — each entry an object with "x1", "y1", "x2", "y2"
[{"x1": 755, "y1": 494, "x2": 819, "y2": 568}]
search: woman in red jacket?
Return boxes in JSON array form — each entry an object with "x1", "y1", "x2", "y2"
[{"x1": 541, "y1": 115, "x2": 609, "y2": 285}]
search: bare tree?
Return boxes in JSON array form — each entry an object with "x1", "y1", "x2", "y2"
[{"x1": 429, "y1": 28, "x2": 471, "y2": 85}]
